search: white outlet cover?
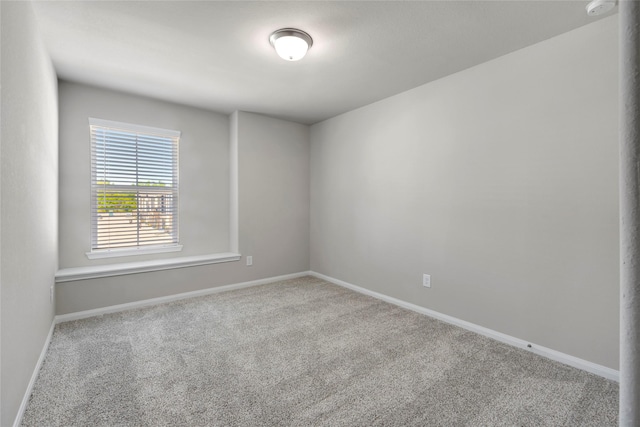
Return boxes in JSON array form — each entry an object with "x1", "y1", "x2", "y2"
[
  {"x1": 246, "y1": 256, "x2": 253, "y2": 266},
  {"x1": 423, "y1": 274, "x2": 431, "y2": 288}
]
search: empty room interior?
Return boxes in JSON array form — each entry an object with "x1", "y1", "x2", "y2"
[{"x1": 1, "y1": 0, "x2": 635, "y2": 426}]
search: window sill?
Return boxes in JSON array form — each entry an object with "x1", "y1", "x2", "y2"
[
  {"x1": 56, "y1": 252, "x2": 241, "y2": 283},
  {"x1": 86, "y1": 244, "x2": 183, "y2": 259}
]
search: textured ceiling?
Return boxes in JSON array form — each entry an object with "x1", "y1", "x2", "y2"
[{"x1": 32, "y1": 1, "x2": 615, "y2": 125}]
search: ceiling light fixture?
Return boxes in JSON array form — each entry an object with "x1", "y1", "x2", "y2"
[{"x1": 269, "y1": 28, "x2": 313, "y2": 61}]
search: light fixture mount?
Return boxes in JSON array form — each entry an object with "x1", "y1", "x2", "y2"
[{"x1": 269, "y1": 28, "x2": 313, "y2": 61}]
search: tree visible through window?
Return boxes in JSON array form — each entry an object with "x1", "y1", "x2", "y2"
[{"x1": 90, "y1": 118, "x2": 180, "y2": 252}]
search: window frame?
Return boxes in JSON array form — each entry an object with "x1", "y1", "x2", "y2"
[{"x1": 87, "y1": 118, "x2": 182, "y2": 259}]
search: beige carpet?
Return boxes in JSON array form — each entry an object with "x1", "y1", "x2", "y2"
[{"x1": 22, "y1": 276, "x2": 618, "y2": 426}]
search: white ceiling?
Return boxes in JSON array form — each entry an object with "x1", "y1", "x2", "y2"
[{"x1": 32, "y1": 1, "x2": 614, "y2": 125}]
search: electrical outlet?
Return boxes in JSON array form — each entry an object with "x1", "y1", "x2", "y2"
[
  {"x1": 246, "y1": 256, "x2": 253, "y2": 266},
  {"x1": 423, "y1": 274, "x2": 431, "y2": 288}
]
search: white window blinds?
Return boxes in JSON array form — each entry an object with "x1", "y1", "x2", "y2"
[{"x1": 89, "y1": 118, "x2": 180, "y2": 252}]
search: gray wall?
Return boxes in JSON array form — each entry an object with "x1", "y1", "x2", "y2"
[
  {"x1": 1, "y1": 2, "x2": 59, "y2": 425},
  {"x1": 310, "y1": 16, "x2": 619, "y2": 369},
  {"x1": 56, "y1": 111, "x2": 310, "y2": 314},
  {"x1": 58, "y1": 82, "x2": 230, "y2": 267}
]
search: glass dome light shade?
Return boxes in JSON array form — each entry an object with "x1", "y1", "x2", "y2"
[{"x1": 269, "y1": 29, "x2": 313, "y2": 61}]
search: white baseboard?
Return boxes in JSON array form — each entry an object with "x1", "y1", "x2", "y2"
[
  {"x1": 13, "y1": 320, "x2": 56, "y2": 427},
  {"x1": 309, "y1": 271, "x2": 619, "y2": 382},
  {"x1": 55, "y1": 271, "x2": 311, "y2": 324}
]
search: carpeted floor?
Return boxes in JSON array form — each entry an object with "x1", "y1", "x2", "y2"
[{"x1": 22, "y1": 276, "x2": 618, "y2": 426}]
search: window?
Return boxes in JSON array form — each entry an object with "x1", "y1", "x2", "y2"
[{"x1": 89, "y1": 118, "x2": 180, "y2": 257}]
